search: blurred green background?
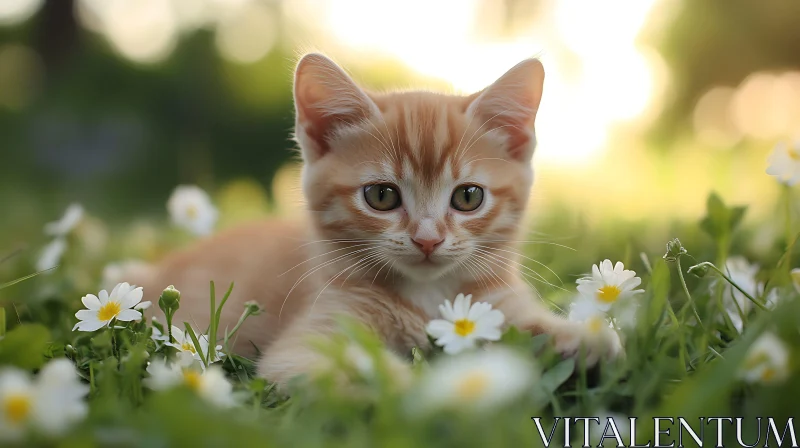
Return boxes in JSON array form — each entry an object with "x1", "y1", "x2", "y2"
[{"x1": 1, "y1": 0, "x2": 800, "y2": 290}]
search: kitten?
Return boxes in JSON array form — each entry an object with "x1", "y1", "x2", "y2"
[{"x1": 138, "y1": 54, "x2": 621, "y2": 387}]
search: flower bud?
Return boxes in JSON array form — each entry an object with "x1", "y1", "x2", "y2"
[
  {"x1": 687, "y1": 263, "x2": 710, "y2": 278},
  {"x1": 663, "y1": 238, "x2": 688, "y2": 262},
  {"x1": 243, "y1": 300, "x2": 264, "y2": 316},
  {"x1": 158, "y1": 285, "x2": 181, "y2": 315}
]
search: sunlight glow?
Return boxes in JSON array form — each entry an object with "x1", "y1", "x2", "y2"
[{"x1": 292, "y1": 0, "x2": 666, "y2": 165}]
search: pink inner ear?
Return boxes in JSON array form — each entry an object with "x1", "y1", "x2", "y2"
[
  {"x1": 293, "y1": 56, "x2": 376, "y2": 158},
  {"x1": 296, "y1": 82, "x2": 337, "y2": 155},
  {"x1": 506, "y1": 126, "x2": 532, "y2": 161}
]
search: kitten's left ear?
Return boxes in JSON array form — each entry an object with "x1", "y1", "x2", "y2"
[{"x1": 466, "y1": 58, "x2": 545, "y2": 161}]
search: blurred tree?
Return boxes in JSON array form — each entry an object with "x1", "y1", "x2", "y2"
[{"x1": 652, "y1": 0, "x2": 800, "y2": 144}]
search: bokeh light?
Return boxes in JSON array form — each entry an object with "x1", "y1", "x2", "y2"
[
  {"x1": 214, "y1": 1, "x2": 277, "y2": 64},
  {"x1": 0, "y1": 0, "x2": 42, "y2": 26},
  {"x1": 693, "y1": 86, "x2": 741, "y2": 148}
]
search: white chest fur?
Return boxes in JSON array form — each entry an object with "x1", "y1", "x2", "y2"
[{"x1": 397, "y1": 275, "x2": 462, "y2": 319}]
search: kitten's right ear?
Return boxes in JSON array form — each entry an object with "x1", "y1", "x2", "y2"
[{"x1": 293, "y1": 53, "x2": 379, "y2": 161}]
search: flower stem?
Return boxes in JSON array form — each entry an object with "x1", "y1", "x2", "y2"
[
  {"x1": 785, "y1": 184, "x2": 793, "y2": 247},
  {"x1": 691, "y1": 262, "x2": 769, "y2": 311},
  {"x1": 675, "y1": 257, "x2": 704, "y2": 330},
  {"x1": 165, "y1": 310, "x2": 174, "y2": 343}
]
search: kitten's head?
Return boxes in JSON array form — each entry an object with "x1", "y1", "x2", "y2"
[{"x1": 294, "y1": 54, "x2": 544, "y2": 282}]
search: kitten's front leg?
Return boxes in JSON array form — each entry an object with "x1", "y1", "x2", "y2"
[
  {"x1": 258, "y1": 287, "x2": 426, "y2": 390},
  {"x1": 486, "y1": 286, "x2": 623, "y2": 365}
]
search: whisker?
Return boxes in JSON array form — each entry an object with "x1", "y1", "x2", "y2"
[
  {"x1": 375, "y1": 112, "x2": 401, "y2": 162},
  {"x1": 456, "y1": 109, "x2": 510, "y2": 161},
  {"x1": 280, "y1": 242, "x2": 383, "y2": 276},
  {"x1": 464, "y1": 157, "x2": 512, "y2": 166},
  {"x1": 372, "y1": 258, "x2": 393, "y2": 285},
  {"x1": 475, "y1": 240, "x2": 577, "y2": 251},
  {"x1": 459, "y1": 123, "x2": 519, "y2": 160},
  {"x1": 461, "y1": 258, "x2": 489, "y2": 292},
  {"x1": 475, "y1": 245, "x2": 564, "y2": 286},
  {"x1": 310, "y1": 252, "x2": 379, "y2": 314},
  {"x1": 344, "y1": 252, "x2": 384, "y2": 284},
  {"x1": 297, "y1": 238, "x2": 382, "y2": 248},
  {"x1": 453, "y1": 104, "x2": 479, "y2": 159},
  {"x1": 278, "y1": 245, "x2": 382, "y2": 319},
  {"x1": 474, "y1": 248, "x2": 565, "y2": 292},
  {"x1": 471, "y1": 254, "x2": 519, "y2": 296}
]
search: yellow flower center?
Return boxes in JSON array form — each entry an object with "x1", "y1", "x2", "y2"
[
  {"x1": 4, "y1": 394, "x2": 31, "y2": 424},
  {"x1": 186, "y1": 205, "x2": 199, "y2": 220},
  {"x1": 97, "y1": 301, "x2": 122, "y2": 321},
  {"x1": 761, "y1": 367, "x2": 776, "y2": 382},
  {"x1": 743, "y1": 351, "x2": 770, "y2": 370},
  {"x1": 789, "y1": 147, "x2": 800, "y2": 161},
  {"x1": 597, "y1": 285, "x2": 622, "y2": 304},
  {"x1": 181, "y1": 342, "x2": 197, "y2": 354},
  {"x1": 587, "y1": 316, "x2": 604, "y2": 334},
  {"x1": 182, "y1": 370, "x2": 202, "y2": 391},
  {"x1": 456, "y1": 371, "x2": 490, "y2": 400},
  {"x1": 453, "y1": 319, "x2": 476, "y2": 337}
]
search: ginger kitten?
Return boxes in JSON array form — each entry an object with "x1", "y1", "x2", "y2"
[{"x1": 139, "y1": 54, "x2": 621, "y2": 387}]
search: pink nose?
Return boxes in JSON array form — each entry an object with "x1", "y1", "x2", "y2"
[{"x1": 412, "y1": 237, "x2": 444, "y2": 256}]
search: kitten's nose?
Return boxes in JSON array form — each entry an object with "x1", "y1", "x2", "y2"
[{"x1": 412, "y1": 237, "x2": 444, "y2": 256}]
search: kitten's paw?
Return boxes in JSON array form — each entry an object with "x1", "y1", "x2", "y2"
[{"x1": 550, "y1": 322, "x2": 623, "y2": 366}]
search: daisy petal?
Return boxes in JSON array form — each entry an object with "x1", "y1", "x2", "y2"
[
  {"x1": 426, "y1": 320, "x2": 454, "y2": 339},
  {"x1": 116, "y1": 309, "x2": 143, "y2": 322},
  {"x1": 439, "y1": 300, "x2": 456, "y2": 321},
  {"x1": 119, "y1": 286, "x2": 143, "y2": 309},
  {"x1": 75, "y1": 310, "x2": 97, "y2": 321},
  {"x1": 81, "y1": 294, "x2": 101, "y2": 310},
  {"x1": 618, "y1": 276, "x2": 642, "y2": 291},
  {"x1": 476, "y1": 309, "x2": 505, "y2": 330},
  {"x1": 73, "y1": 319, "x2": 107, "y2": 332},
  {"x1": 443, "y1": 337, "x2": 474, "y2": 355},
  {"x1": 467, "y1": 302, "x2": 493, "y2": 321}
]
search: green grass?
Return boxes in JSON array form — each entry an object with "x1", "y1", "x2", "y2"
[{"x1": 0, "y1": 191, "x2": 798, "y2": 447}]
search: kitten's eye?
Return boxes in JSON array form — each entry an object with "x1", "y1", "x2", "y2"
[
  {"x1": 364, "y1": 184, "x2": 402, "y2": 211},
  {"x1": 451, "y1": 185, "x2": 484, "y2": 212}
]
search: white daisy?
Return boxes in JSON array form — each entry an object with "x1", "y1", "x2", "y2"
[
  {"x1": 413, "y1": 348, "x2": 535, "y2": 413},
  {"x1": 766, "y1": 140, "x2": 800, "y2": 186},
  {"x1": 740, "y1": 332, "x2": 790, "y2": 384},
  {"x1": 36, "y1": 238, "x2": 66, "y2": 272},
  {"x1": 165, "y1": 326, "x2": 224, "y2": 364},
  {"x1": 718, "y1": 257, "x2": 771, "y2": 332},
  {"x1": 576, "y1": 260, "x2": 644, "y2": 311},
  {"x1": 43, "y1": 203, "x2": 84, "y2": 237},
  {"x1": 72, "y1": 283, "x2": 144, "y2": 332},
  {"x1": 0, "y1": 359, "x2": 88, "y2": 441},
  {"x1": 425, "y1": 293, "x2": 505, "y2": 355},
  {"x1": 144, "y1": 355, "x2": 236, "y2": 408},
  {"x1": 568, "y1": 297, "x2": 613, "y2": 334},
  {"x1": 167, "y1": 185, "x2": 218, "y2": 236}
]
